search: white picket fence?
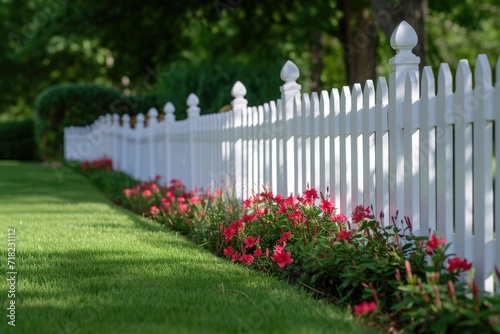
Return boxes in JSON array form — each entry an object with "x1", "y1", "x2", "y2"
[{"x1": 64, "y1": 21, "x2": 499, "y2": 293}]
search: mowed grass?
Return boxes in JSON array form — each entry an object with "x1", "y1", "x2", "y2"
[{"x1": 0, "y1": 162, "x2": 378, "y2": 334}]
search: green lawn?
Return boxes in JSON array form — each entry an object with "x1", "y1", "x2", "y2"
[{"x1": 0, "y1": 162, "x2": 378, "y2": 334}]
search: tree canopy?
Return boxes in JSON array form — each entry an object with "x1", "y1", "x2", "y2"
[{"x1": 1, "y1": 0, "x2": 499, "y2": 120}]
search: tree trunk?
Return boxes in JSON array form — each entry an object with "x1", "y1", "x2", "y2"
[
  {"x1": 339, "y1": 1, "x2": 379, "y2": 87},
  {"x1": 310, "y1": 29, "x2": 324, "y2": 92}
]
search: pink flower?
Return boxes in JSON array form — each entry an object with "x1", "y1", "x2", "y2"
[
  {"x1": 189, "y1": 196, "x2": 201, "y2": 204},
  {"x1": 272, "y1": 245, "x2": 294, "y2": 268},
  {"x1": 243, "y1": 198, "x2": 254, "y2": 208},
  {"x1": 242, "y1": 213, "x2": 257, "y2": 222},
  {"x1": 352, "y1": 205, "x2": 371, "y2": 223},
  {"x1": 447, "y1": 257, "x2": 472, "y2": 273},
  {"x1": 336, "y1": 230, "x2": 351, "y2": 241},
  {"x1": 123, "y1": 188, "x2": 133, "y2": 197},
  {"x1": 150, "y1": 206, "x2": 159, "y2": 216},
  {"x1": 354, "y1": 301, "x2": 377, "y2": 316},
  {"x1": 223, "y1": 246, "x2": 234, "y2": 256},
  {"x1": 239, "y1": 254, "x2": 254, "y2": 265},
  {"x1": 426, "y1": 234, "x2": 446, "y2": 254},
  {"x1": 244, "y1": 236, "x2": 256, "y2": 248},
  {"x1": 150, "y1": 183, "x2": 159, "y2": 192},
  {"x1": 319, "y1": 198, "x2": 335, "y2": 215},
  {"x1": 223, "y1": 227, "x2": 237, "y2": 242},
  {"x1": 254, "y1": 249, "x2": 263, "y2": 257},
  {"x1": 230, "y1": 220, "x2": 245, "y2": 232},
  {"x1": 142, "y1": 189, "x2": 152, "y2": 197},
  {"x1": 279, "y1": 231, "x2": 292, "y2": 244},
  {"x1": 231, "y1": 251, "x2": 239, "y2": 263}
]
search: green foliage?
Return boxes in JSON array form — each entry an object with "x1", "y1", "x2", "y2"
[
  {"x1": 0, "y1": 119, "x2": 39, "y2": 160},
  {"x1": 161, "y1": 58, "x2": 284, "y2": 119},
  {"x1": 34, "y1": 84, "x2": 165, "y2": 159}
]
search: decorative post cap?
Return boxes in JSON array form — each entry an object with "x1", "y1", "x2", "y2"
[
  {"x1": 112, "y1": 113, "x2": 120, "y2": 126},
  {"x1": 187, "y1": 93, "x2": 200, "y2": 118},
  {"x1": 280, "y1": 60, "x2": 301, "y2": 94},
  {"x1": 147, "y1": 107, "x2": 158, "y2": 126},
  {"x1": 163, "y1": 102, "x2": 175, "y2": 122},
  {"x1": 231, "y1": 81, "x2": 248, "y2": 112},
  {"x1": 390, "y1": 21, "x2": 418, "y2": 56}
]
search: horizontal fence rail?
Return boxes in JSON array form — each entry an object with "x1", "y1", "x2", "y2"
[{"x1": 64, "y1": 21, "x2": 500, "y2": 293}]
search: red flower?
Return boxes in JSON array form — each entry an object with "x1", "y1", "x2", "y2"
[
  {"x1": 447, "y1": 257, "x2": 472, "y2": 273},
  {"x1": 426, "y1": 234, "x2": 446, "y2": 254},
  {"x1": 288, "y1": 211, "x2": 302, "y2": 224},
  {"x1": 189, "y1": 196, "x2": 200, "y2": 204},
  {"x1": 254, "y1": 249, "x2": 263, "y2": 257},
  {"x1": 244, "y1": 236, "x2": 256, "y2": 248},
  {"x1": 331, "y1": 214, "x2": 347, "y2": 223},
  {"x1": 142, "y1": 189, "x2": 152, "y2": 197},
  {"x1": 239, "y1": 254, "x2": 254, "y2": 265},
  {"x1": 336, "y1": 230, "x2": 351, "y2": 241},
  {"x1": 123, "y1": 188, "x2": 133, "y2": 197},
  {"x1": 223, "y1": 227, "x2": 237, "y2": 242},
  {"x1": 242, "y1": 213, "x2": 257, "y2": 222},
  {"x1": 230, "y1": 220, "x2": 245, "y2": 232},
  {"x1": 223, "y1": 246, "x2": 234, "y2": 256},
  {"x1": 272, "y1": 245, "x2": 294, "y2": 268},
  {"x1": 319, "y1": 198, "x2": 335, "y2": 215},
  {"x1": 303, "y1": 188, "x2": 319, "y2": 204},
  {"x1": 354, "y1": 301, "x2": 377, "y2": 315},
  {"x1": 352, "y1": 205, "x2": 371, "y2": 223},
  {"x1": 231, "y1": 251, "x2": 239, "y2": 262},
  {"x1": 243, "y1": 198, "x2": 254, "y2": 208},
  {"x1": 279, "y1": 231, "x2": 292, "y2": 244},
  {"x1": 150, "y1": 183, "x2": 159, "y2": 192}
]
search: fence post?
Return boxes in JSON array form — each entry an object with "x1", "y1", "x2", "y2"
[
  {"x1": 147, "y1": 107, "x2": 159, "y2": 181},
  {"x1": 280, "y1": 60, "x2": 301, "y2": 196},
  {"x1": 135, "y1": 113, "x2": 145, "y2": 180},
  {"x1": 187, "y1": 93, "x2": 200, "y2": 190},
  {"x1": 231, "y1": 81, "x2": 247, "y2": 198},
  {"x1": 121, "y1": 114, "x2": 131, "y2": 174},
  {"x1": 388, "y1": 20, "x2": 420, "y2": 221},
  {"x1": 163, "y1": 102, "x2": 175, "y2": 185},
  {"x1": 112, "y1": 114, "x2": 120, "y2": 171}
]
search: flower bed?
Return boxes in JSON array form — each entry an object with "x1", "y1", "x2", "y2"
[{"x1": 80, "y1": 158, "x2": 500, "y2": 333}]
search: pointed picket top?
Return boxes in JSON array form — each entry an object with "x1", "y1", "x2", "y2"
[
  {"x1": 136, "y1": 113, "x2": 145, "y2": 129},
  {"x1": 456, "y1": 60, "x2": 472, "y2": 96},
  {"x1": 390, "y1": 21, "x2": 418, "y2": 55},
  {"x1": 496, "y1": 54, "x2": 500, "y2": 86},
  {"x1": 330, "y1": 88, "x2": 340, "y2": 116},
  {"x1": 405, "y1": 72, "x2": 419, "y2": 104},
  {"x1": 311, "y1": 91, "x2": 320, "y2": 117},
  {"x1": 301, "y1": 92, "x2": 311, "y2": 116},
  {"x1": 351, "y1": 83, "x2": 363, "y2": 111},
  {"x1": 340, "y1": 86, "x2": 352, "y2": 113},
  {"x1": 438, "y1": 63, "x2": 453, "y2": 96},
  {"x1": 280, "y1": 60, "x2": 300, "y2": 82},
  {"x1": 187, "y1": 93, "x2": 200, "y2": 118},
  {"x1": 122, "y1": 114, "x2": 131, "y2": 128},
  {"x1": 363, "y1": 80, "x2": 375, "y2": 108},
  {"x1": 320, "y1": 90, "x2": 330, "y2": 116},
  {"x1": 475, "y1": 54, "x2": 493, "y2": 91},
  {"x1": 421, "y1": 66, "x2": 436, "y2": 99},
  {"x1": 231, "y1": 81, "x2": 247, "y2": 98}
]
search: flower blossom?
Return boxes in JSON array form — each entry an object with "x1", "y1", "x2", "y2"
[
  {"x1": 319, "y1": 198, "x2": 335, "y2": 215},
  {"x1": 336, "y1": 230, "x2": 351, "y2": 241},
  {"x1": 352, "y1": 205, "x2": 371, "y2": 223},
  {"x1": 425, "y1": 234, "x2": 446, "y2": 254},
  {"x1": 354, "y1": 301, "x2": 377, "y2": 315},
  {"x1": 239, "y1": 254, "x2": 254, "y2": 265},
  {"x1": 446, "y1": 257, "x2": 472, "y2": 273},
  {"x1": 244, "y1": 236, "x2": 256, "y2": 248},
  {"x1": 272, "y1": 245, "x2": 294, "y2": 268},
  {"x1": 223, "y1": 246, "x2": 234, "y2": 256}
]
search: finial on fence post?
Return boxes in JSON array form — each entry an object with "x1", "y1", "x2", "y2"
[
  {"x1": 231, "y1": 81, "x2": 248, "y2": 111},
  {"x1": 147, "y1": 107, "x2": 158, "y2": 126},
  {"x1": 122, "y1": 114, "x2": 131, "y2": 129},
  {"x1": 112, "y1": 114, "x2": 120, "y2": 128},
  {"x1": 389, "y1": 20, "x2": 420, "y2": 107},
  {"x1": 280, "y1": 60, "x2": 302, "y2": 118},
  {"x1": 187, "y1": 93, "x2": 200, "y2": 118},
  {"x1": 163, "y1": 102, "x2": 175, "y2": 122}
]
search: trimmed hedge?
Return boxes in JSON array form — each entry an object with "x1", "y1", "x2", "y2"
[
  {"x1": 0, "y1": 119, "x2": 39, "y2": 160},
  {"x1": 34, "y1": 84, "x2": 165, "y2": 159}
]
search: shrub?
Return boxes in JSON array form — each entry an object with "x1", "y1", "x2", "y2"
[
  {"x1": 0, "y1": 119, "x2": 39, "y2": 160},
  {"x1": 34, "y1": 84, "x2": 165, "y2": 159}
]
